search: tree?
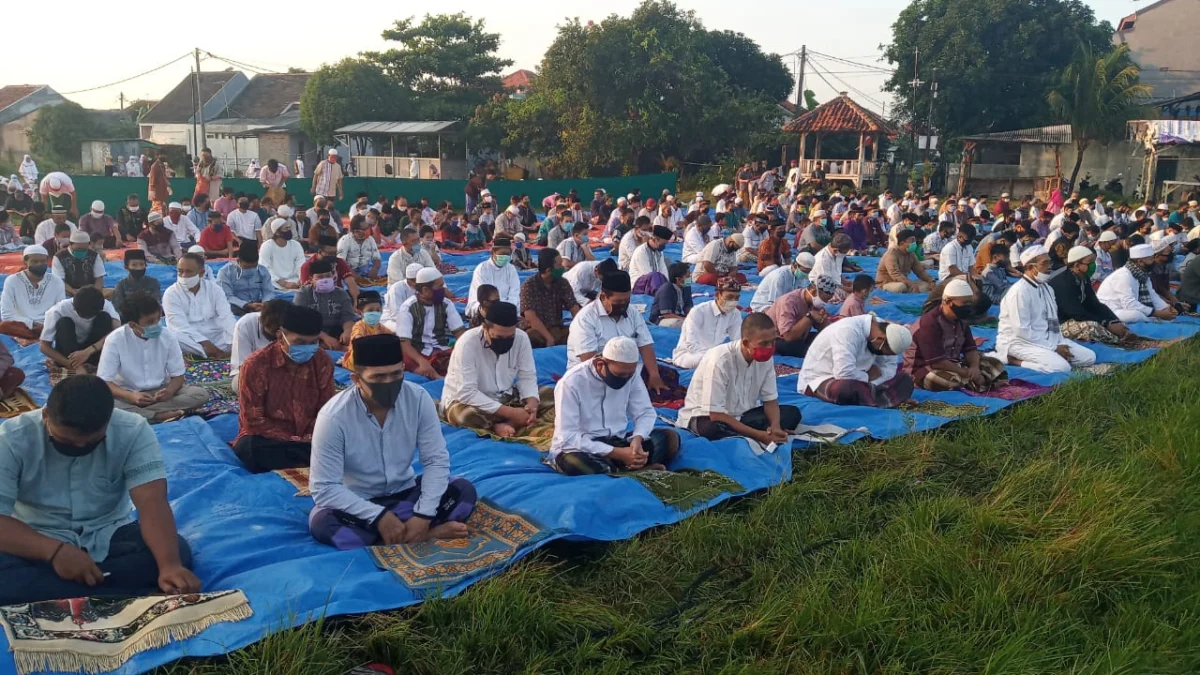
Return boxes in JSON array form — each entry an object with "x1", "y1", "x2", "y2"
[
  {"x1": 27, "y1": 101, "x2": 96, "y2": 168},
  {"x1": 300, "y1": 59, "x2": 413, "y2": 145},
  {"x1": 883, "y1": 0, "x2": 1114, "y2": 143},
  {"x1": 804, "y1": 90, "x2": 819, "y2": 111},
  {"x1": 364, "y1": 13, "x2": 512, "y2": 121},
  {"x1": 1047, "y1": 43, "x2": 1150, "y2": 188}
]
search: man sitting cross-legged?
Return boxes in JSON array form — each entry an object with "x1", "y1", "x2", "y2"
[
  {"x1": 39, "y1": 287, "x2": 117, "y2": 370},
  {"x1": 164, "y1": 253, "x2": 236, "y2": 359},
  {"x1": 520, "y1": 248, "x2": 582, "y2": 348},
  {"x1": 676, "y1": 312, "x2": 801, "y2": 443},
  {"x1": 1050, "y1": 245, "x2": 1135, "y2": 345},
  {"x1": 996, "y1": 245, "x2": 1097, "y2": 374},
  {"x1": 671, "y1": 278, "x2": 743, "y2": 369},
  {"x1": 397, "y1": 267, "x2": 466, "y2": 379},
  {"x1": 0, "y1": 375, "x2": 200, "y2": 605},
  {"x1": 309, "y1": 334, "x2": 478, "y2": 549},
  {"x1": 442, "y1": 301, "x2": 555, "y2": 437},
  {"x1": 233, "y1": 305, "x2": 336, "y2": 473},
  {"x1": 904, "y1": 278, "x2": 1008, "y2": 392},
  {"x1": 0, "y1": 244, "x2": 66, "y2": 345},
  {"x1": 798, "y1": 314, "x2": 915, "y2": 408},
  {"x1": 98, "y1": 292, "x2": 209, "y2": 421},
  {"x1": 549, "y1": 336, "x2": 680, "y2": 476}
]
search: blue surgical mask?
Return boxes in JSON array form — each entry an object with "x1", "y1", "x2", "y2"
[
  {"x1": 363, "y1": 311, "x2": 382, "y2": 326},
  {"x1": 288, "y1": 343, "x2": 319, "y2": 364},
  {"x1": 411, "y1": 243, "x2": 422, "y2": 254},
  {"x1": 141, "y1": 324, "x2": 163, "y2": 339}
]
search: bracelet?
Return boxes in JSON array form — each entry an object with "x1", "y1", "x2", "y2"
[{"x1": 48, "y1": 541, "x2": 65, "y2": 564}]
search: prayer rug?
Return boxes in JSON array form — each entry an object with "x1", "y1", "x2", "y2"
[
  {"x1": 624, "y1": 468, "x2": 746, "y2": 511},
  {"x1": 183, "y1": 353, "x2": 230, "y2": 363},
  {"x1": 368, "y1": 499, "x2": 550, "y2": 591},
  {"x1": 184, "y1": 360, "x2": 232, "y2": 385},
  {"x1": 792, "y1": 423, "x2": 870, "y2": 444},
  {"x1": 47, "y1": 364, "x2": 96, "y2": 387},
  {"x1": 899, "y1": 400, "x2": 988, "y2": 419},
  {"x1": 1113, "y1": 336, "x2": 1180, "y2": 351},
  {"x1": 354, "y1": 277, "x2": 388, "y2": 288},
  {"x1": 192, "y1": 382, "x2": 238, "y2": 419},
  {"x1": 0, "y1": 590, "x2": 252, "y2": 675},
  {"x1": 435, "y1": 263, "x2": 461, "y2": 275},
  {"x1": 773, "y1": 364, "x2": 802, "y2": 377},
  {"x1": 1078, "y1": 363, "x2": 1119, "y2": 376},
  {"x1": 961, "y1": 378, "x2": 1054, "y2": 401},
  {"x1": 867, "y1": 296, "x2": 890, "y2": 306},
  {"x1": 462, "y1": 419, "x2": 556, "y2": 452},
  {"x1": 272, "y1": 466, "x2": 311, "y2": 497},
  {"x1": 0, "y1": 388, "x2": 37, "y2": 418}
]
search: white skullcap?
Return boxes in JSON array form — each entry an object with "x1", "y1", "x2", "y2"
[
  {"x1": 1129, "y1": 243, "x2": 1154, "y2": 259},
  {"x1": 1107, "y1": 201, "x2": 1114, "y2": 207},
  {"x1": 968, "y1": 198, "x2": 977, "y2": 204},
  {"x1": 729, "y1": 233, "x2": 745, "y2": 248},
  {"x1": 328, "y1": 148, "x2": 338, "y2": 156},
  {"x1": 1019, "y1": 244, "x2": 1047, "y2": 266},
  {"x1": 601, "y1": 336, "x2": 639, "y2": 364},
  {"x1": 943, "y1": 278, "x2": 974, "y2": 298},
  {"x1": 507, "y1": 204, "x2": 520, "y2": 215},
  {"x1": 1151, "y1": 236, "x2": 1174, "y2": 253},
  {"x1": 188, "y1": 244, "x2": 206, "y2": 255},
  {"x1": 69, "y1": 231, "x2": 90, "y2": 244},
  {"x1": 168, "y1": 201, "x2": 182, "y2": 210},
  {"x1": 23, "y1": 244, "x2": 47, "y2": 257},
  {"x1": 1066, "y1": 245, "x2": 1094, "y2": 264},
  {"x1": 626, "y1": 193, "x2": 635, "y2": 201},
  {"x1": 514, "y1": 232, "x2": 526, "y2": 242},
  {"x1": 270, "y1": 217, "x2": 289, "y2": 231},
  {"x1": 277, "y1": 205, "x2": 293, "y2": 218},
  {"x1": 415, "y1": 267, "x2": 443, "y2": 285},
  {"x1": 1157, "y1": 203, "x2": 1169, "y2": 210},
  {"x1": 811, "y1": 209, "x2": 826, "y2": 218},
  {"x1": 958, "y1": 199, "x2": 968, "y2": 206},
  {"x1": 91, "y1": 200, "x2": 104, "y2": 212},
  {"x1": 885, "y1": 323, "x2": 913, "y2": 354},
  {"x1": 734, "y1": 197, "x2": 744, "y2": 204},
  {"x1": 695, "y1": 191, "x2": 704, "y2": 198},
  {"x1": 405, "y1": 262, "x2": 424, "y2": 280},
  {"x1": 482, "y1": 188, "x2": 492, "y2": 196},
  {"x1": 147, "y1": 211, "x2": 163, "y2": 223},
  {"x1": 1098, "y1": 230, "x2": 1119, "y2": 243},
  {"x1": 617, "y1": 197, "x2": 627, "y2": 205},
  {"x1": 48, "y1": 176, "x2": 62, "y2": 190},
  {"x1": 795, "y1": 251, "x2": 816, "y2": 270}
]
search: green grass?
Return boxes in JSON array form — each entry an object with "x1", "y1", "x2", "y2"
[{"x1": 160, "y1": 343, "x2": 1200, "y2": 674}]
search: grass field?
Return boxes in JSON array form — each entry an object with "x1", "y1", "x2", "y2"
[{"x1": 161, "y1": 342, "x2": 1200, "y2": 675}]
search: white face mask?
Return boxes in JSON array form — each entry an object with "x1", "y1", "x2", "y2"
[
  {"x1": 128, "y1": 205, "x2": 139, "y2": 212},
  {"x1": 178, "y1": 274, "x2": 201, "y2": 290},
  {"x1": 1035, "y1": 272, "x2": 1053, "y2": 283},
  {"x1": 810, "y1": 294, "x2": 826, "y2": 310},
  {"x1": 182, "y1": 206, "x2": 192, "y2": 213}
]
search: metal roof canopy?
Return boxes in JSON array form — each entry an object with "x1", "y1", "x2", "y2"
[{"x1": 334, "y1": 121, "x2": 459, "y2": 135}]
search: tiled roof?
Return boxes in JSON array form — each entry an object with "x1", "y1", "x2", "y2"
[
  {"x1": 778, "y1": 100, "x2": 798, "y2": 115},
  {"x1": 782, "y1": 93, "x2": 894, "y2": 135},
  {"x1": 140, "y1": 72, "x2": 240, "y2": 124},
  {"x1": 222, "y1": 73, "x2": 311, "y2": 119},
  {"x1": 960, "y1": 124, "x2": 1073, "y2": 144},
  {"x1": 0, "y1": 85, "x2": 42, "y2": 114},
  {"x1": 502, "y1": 69, "x2": 534, "y2": 91}
]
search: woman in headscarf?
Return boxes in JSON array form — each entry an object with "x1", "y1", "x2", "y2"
[
  {"x1": 245, "y1": 159, "x2": 260, "y2": 179},
  {"x1": 194, "y1": 147, "x2": 220, "y2": 201},
  {"x1": 147, "y1": 152, "x2": 171, "y2": 215},
  {"x1": 126, "y1": 155, "x2": 143, "y2": 178},
  {"x1": 115, "y1": 156, "x2": 127, "y2": 177},
  {"x1": 19, "y1": 155, "x2": 37, "y2": 195}
]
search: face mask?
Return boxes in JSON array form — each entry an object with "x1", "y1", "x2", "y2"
[
  {"x1": 411, "y1": 243, "x2": 423, "y2": 254},
  {"x1": 49, "y1": 434, "x2": 105, "y2": 458},
  {"x1": 607, "y1": 302, "x2": 629, "y2": 319},
  {"x1": 322, "y1": 255, "x2": 337, "y2": 265},
  {"x1": 319, "y1": 218, "x2": 331, "y2": 226},
  {"x1": 515, "y1": 241, "x2": 524, "y2": 249},
  {"x1": 314, "y1": 277, "x2": 336, "y2": 294},
  {"x1": 1086, "y1": 262, "x2": 1097, "y2": 277},
  {"x1": 365, "y1": 378, "x2": 404, "y2": 408},
  {"x1": 750, "y1": 345, "x2": 775, "y2": 363},
  {"x1": 183, "y1": 206, "x2": 192, "y2": 214},
  {"x1": 950, "y1": 304, "x2": 973, "y2": 319},
  {"x1": 363, "y1": 310, "x2": 382, "y2": 327},
  {"x1": 141, "y1": 323, "x2": 163, "y2": 339},
  {"x1": 288, "y1": 343, "x2": 319, "y2": 364},
  {"x1": 562, "y1": 223, "x2": 573, "y2": 231},
  {"x1": 717, "y1": 298, "x2": 737, "y2": 313},
  {"x1": 71, "y1": 249, "x2": 88, "y2": 259},
  {"x1": 810, "y1": 295, "x2": 826, "y2": 310},
  {"x1": 28, "y1": 263, "x2": 48, "y2": 277},
  {"x1": 178, "y1": 274, "x2": 201, "y2": 290},
  {"x1": 488, "y1": 334, "x2": 515, "y2": 356},
  {"x1": 600, "y1": 365, "x2": 634, "y2": 390},
  {"x1": 551, "y1": 267, "x2": 566, "y2": 280},
  {"x1": 431, "y1": 288, "x2": 446, "y2": 304},
  {"x1": 494, "y1": 255, "x2": 511, "y2": 267},
  {"x1": 726, "y1": 245, "x2": 740, "y2": 254},
  {"x1": 1035, "y1": 272, "x2": 1054, "y2": 283},
  {"x1": 866, "y1": 338, "x2": 888, "y2": 356}
]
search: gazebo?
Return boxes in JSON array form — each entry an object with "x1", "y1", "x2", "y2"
[{"x1": 783, "y1": 92, "x2": 895, "y2": 188}]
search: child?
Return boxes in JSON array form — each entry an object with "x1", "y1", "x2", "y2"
[
  {"x1": 469, "y1": 284, "x2": 499, "y2": 328},
  {"x1": 650, "y1": 262, "x2": 693, "y2": 328},
  {"x1": 464, "y1": 219, "x2": 486, "y2": 248},
  {"x1": 111, "y1": 249, "x2": 161, "y2": 320},
  {"x1": 439, "y1": 218, "x2": 465, "y2": 250},
  {"x1": 511, "y1": 232, "x2": 534, "y2": 269},
  {"x1": 838, "y1": 275, "x2": 874, "y2": 318},
  {"x1": 979, "y1": 243, "x2": 1013, "y2": 305},
  {"x1": 341, "y1": 291, "x2": 391, "y2": 371}
]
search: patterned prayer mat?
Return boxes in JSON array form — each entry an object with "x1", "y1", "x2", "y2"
[
  {"x1": 272, "y1": 466, "x2": 311, "y2": 497},
  {"x1": 183, "y1": 353, "x2": 230, "y2": 363},
  {"x1": 1078, "y1": 363, "x2": 1119, "y2": 376},
  {"x1": 368, "y1": 499, "x2": 550, "y2": 591},
  {"x1": 773, "y1": 364, "x2": 802, "y2": 377},
  {"x1": 792, "y1": 423, "x2": 871, "y2": 444},
  {"x1": 867, "y1": 296, "x2": 890, "y2": 306},
  {"x1": 184, "y1": 360, "x2": 232, "y2": 385},
  {"x1": 0, "y1": 388, "x2": 37, "y2": 418},
  {"x1": 464, "y1": 419, "x2": 556, "y2": 452},
  {"x1": 192, "y1": 382, "x2": 238, "y2": 419},
  {"x1": 1113, "y1": 336, "x2": 1181, "y2": 351},
  {"x1": 899, "y1": 400, "x2": 989, "y2": 418},
  {"x1": 47, "y1": 364, "x2": 96, "y2": 387},
  {"x1": 0, "y1": 590, "x2": 251, "y2": 675},
  {"x1": 625, "y1": 468, "x2": 746, "y2": 511},
  {"x1": 961, "y1": 378, "x2": 1055, "y2": 402}
]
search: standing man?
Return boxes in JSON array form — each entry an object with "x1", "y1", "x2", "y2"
[
  {"x1": 147, "y1": 153, "x2": 171, "y2": 215},
  {"x1": 311, "y1": 149, "x2": 345, "y2": 205},
  {"x1": 258, "y1": 159, "x2": 290, "y2": 207}
]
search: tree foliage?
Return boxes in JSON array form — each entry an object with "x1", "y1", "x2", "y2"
[
  {"x1": 470, "y1": 0, "x2": 791, "y2": 177},
  {"x1": 365, "y1": 13, "x2": 512, "y2": 121},
  {"x1": 27, "y1": 102, "x2": 100, "y2": 168},
  {"x1": 300, "y1": 59, "x2": 413, "y2": 145},
  {"x1": 1047, "y1": 43, "x2": 1150, "y2": 187},
  {"x1": 883, "y1": 0, "x2": 1114, "y2": 141}
]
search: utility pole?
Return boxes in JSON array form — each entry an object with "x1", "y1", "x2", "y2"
[
  {"x1": 194, "y1": 49, "x2": 206, "y2": 153},
  {"x1": 907, "y1": 46, "x2": 922, "y2": 175},
  {"x1": 923, "y1": 67, "x2": 938, "y2": 165},
  {"x1": 795, "y1": 45, "x2": 806, "y2": 115},
  {"x1": 119, "y1": 92, "x2": 125, "y2": 110}
]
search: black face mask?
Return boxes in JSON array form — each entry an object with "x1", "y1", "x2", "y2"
[
  {"x1": 322, "y1": 255, "x2": 338, "y2": 264},
  {"x1": 607, "y1": 303, "x2": 629, "y2": 319},
  {"x1": 726, "y1": 245, "x2": 739, "y2": 254},
  {"x1": 364, "y1": 378, "x2": 404, "y2": 409},
  {"x1": 128, "y1": 269, "x2": 146, "y2": 280},
  {"x1": 866, "y1": 338, "x2": 888, "y2": 356},
  {"x1": 49, "y1": 433, "x2": 104, "y2": 458},
  {"x1": 950, "y1": 304, "x2": 973, "y2": 319},
  {"x1": 600, "y1": 364, "x2": 634, "y2": 390},
  {"x1": 488, "y1": 334, "x2": 515, "y2": 356}
]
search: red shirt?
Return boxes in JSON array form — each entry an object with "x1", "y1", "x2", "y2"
[
  {"x1": 300, "y1": 253, "x2": 354, "y2": 286},
  {"x1": 235, "y1": 341, "x2": 336, "y2": 443},
  {"x1": 198, "y1": 225, "x2": 235, "y2": 252}
]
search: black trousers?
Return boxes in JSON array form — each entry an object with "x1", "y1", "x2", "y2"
[
  {"x1": 54, "y1": 312, "x2": 114, "y2": 365},
  {"x1": 554, "y1": 428, "x2": 680, "y2": 476},
  {"x1": 688, "y1": 404, "x2": 802, "y2": 441},
  {"x1": 775, "y1": 332, "x2": 816, "y2": 358},
  {"x1": 234, "y1": 436, "x2": 312, "y2": 474}
]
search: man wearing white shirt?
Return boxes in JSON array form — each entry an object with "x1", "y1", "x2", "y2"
[
  {"x1": 386, "y1": 228, "x2": 437, "y2": 286},
  {"x1": 566, "y1": 270, "x2": 668, "y2": 392},
  {"x1": 226, "y1": 197, "x2": 263, "y2": 244},
  {"x1": 163, "y1": 202, "x2": 198, "y2": 247},
  {"x1": 938, "y1": 223, "x2": 976, "y2": 281},
  {"x1": 797, "y1": 314, "x2": 914, "y2": 408},
  {"x1": 466, "y1": 238, "x2": 520, "y2": 316},
  {"x1": 627, "y1": 225, "x2": 672, "y2": 294},
  {"x1": 681, "y1": 215, "x2": 711, "y2": 264},
  {"x1": 1096, "y1": 243, "x2": 1178, "y2": 323},
  {"x1": 739, "y1": 216, "x2": 768, "y2": 263},
  {"x1": 230, "y1": 299, "x2": 288, "y2": 390},
  {"x1": 750, "y1": 252, "x2": 814, "y2": 311},
  {"x1": 549, "y1": 336, "x2": 680, "y2": 476},
  {"x1": 617, "y1": 216, "x2": 649, "y2": 270},
  {"x1": 564, "y1": 258, "x2": 617, "y2": 307},
  {"x1": 0, "y1": 245, "x2": 65, "y2": 342},
  {"x1": 39, "y1": 288, "x2": 117, "y2": 369},
  {"x1": 442, "y1": 302, "x2": 554, "y2": 436},
  {"x1": 995, "y1": 245, "x2": 1096, "y2": 373},
  {"x1": 396, "y1": 268, "x2": 465, "y2": 379},
  {"x1": 34, "y1": 206, "x2": 77, "y2": 245},
  {"x1": 98, "y1": 293, "x2": 208, "y2": 421},
  {"x1": 337, "y1": 218, "x2": 382, "y2": 279},
  {"x1": 162, "y1": 253, "x2": 236, "y2": 358},
  {"x1": 381, "y1": 263, "x2": 424, "y2": 331},
  {"x1": 809, "y1": 233, "x2": 860, "y2": 288},
  {"x1": 677, "y1": 313, "x2": 800, "y2": 443},
  {"x1": 670, "y1": 279, "x2": 743, "y2": 369},
  {"x1": 258, "y1": 221, "x2": 306, "y2": 290}
]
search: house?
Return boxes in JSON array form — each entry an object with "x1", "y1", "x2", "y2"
[
  {"x1": 0, "y1": 85, "x2": 65, "y2": 164},
  {"x1": 1113, "y1": 0, "x2": 1200, "y2": 99},
  {"x1": 1158, "y1": 91, "x2": 1200, "y2": 120},
  {"x1": 501, "y1": 69, "x2": 534, "y2": 99}
]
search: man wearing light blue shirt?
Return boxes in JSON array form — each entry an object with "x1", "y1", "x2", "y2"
[
  {"x1": 309, "y1": 333, "x2": 477, "y2": 549},
  {"x1": 217, "y1": 243, "x2": 275, "y2": 316}
]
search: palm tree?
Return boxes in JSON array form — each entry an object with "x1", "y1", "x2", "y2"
[{"x1": 1047, "y1": 43, "x2": 1151, "y2": 190}]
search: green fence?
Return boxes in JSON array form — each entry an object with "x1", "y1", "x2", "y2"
[{"x1": 71, "y1": 173, "x2": 679, "y2": 217}]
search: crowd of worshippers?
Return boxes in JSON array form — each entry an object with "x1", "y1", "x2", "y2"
[{"x1": 3, "y1": 167, "x2": 1200, "y2": 606}]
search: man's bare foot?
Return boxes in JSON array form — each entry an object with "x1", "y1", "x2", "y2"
[
  {"x1": 429, "y1": 522, "x2": 469, "y2": 539},
  {"x1": 493, "y1": 422, "x2": 517, "y2": 437},
  {"x1": 153, "y1": 410, "x2": 186, "y2": 423}
]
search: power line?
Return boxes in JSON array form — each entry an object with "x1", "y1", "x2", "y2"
[
  {"x1": 808, "y1": 49, "x2": 895, "y2": 74},
  {"x1": 203, "y1": 51, "x2": 281, "y2": 75},
  {"x1": 808, "y1": 57, "x2": 887, "y2": 111},
  {"x1": 61, "y1": 53, "x2": 192, "y2": 95}
]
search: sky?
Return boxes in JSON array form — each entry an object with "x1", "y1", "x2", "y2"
[{"x1": 6, "y1": 0, "x2": 1139, "y2": 114}]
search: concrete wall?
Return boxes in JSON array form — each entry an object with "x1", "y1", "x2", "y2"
[
  {"x1": 966, "y1": 140, "x2": 1146, "y2": 197},
  {"x1": 257, "y1": 133, "x2": 291, "y2": 167},
  {"x1": 0, "y1": 109, "x2": 41, "y2": 164},
  {"x1": 1114, "y1": 0, "x2": 1200, "y2": 98}
]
